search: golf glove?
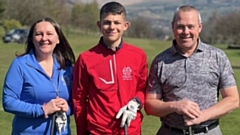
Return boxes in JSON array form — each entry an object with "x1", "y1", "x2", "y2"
[{"x1": 116, "y1": 99, "x2": 140, "y2": 127}]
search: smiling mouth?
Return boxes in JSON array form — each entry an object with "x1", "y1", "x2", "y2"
[
  {"x1": 39, "y1": 42, "x2": 50, "y2": 45},
  {"x1": 107, "y1": 31, "x2": 117, "y2": 34},
  {"x1": 181, "y1": 37, "x2": 191, "y2": 41}
]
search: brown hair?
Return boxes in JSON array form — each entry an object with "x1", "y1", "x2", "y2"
[
  {"x1": 19, "y1": 17, "x2": 75, "y2": 69},
  {"x1": 100, "y1": 1, "x2": 127, "y2": 20}
]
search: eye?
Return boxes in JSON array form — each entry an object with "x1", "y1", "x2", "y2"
[
  {"x1": 47, "y1": 33, "x2": 54, "y2": 36},
  {"x1": 188, "y1": 25, "x2": 195, "y2": 29},
  {"x1": 177, "y1": 25, "x2": 184, "y2": 29},
  {"x1": 114, "y1": 21, "x2": 121, "y2": 25},
  {"x1": 103, "y1": 21, "x2": 111, "y2": 25},
  {"x1": 35, "y1": 33, "x2": 42, "y2": 36}
]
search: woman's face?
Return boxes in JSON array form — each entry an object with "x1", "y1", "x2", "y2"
[{"x1": 33, "y1": 21, "x2": 59, "y2": 57}]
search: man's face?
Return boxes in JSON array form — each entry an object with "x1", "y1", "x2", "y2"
[
  {"x1": 97, "y1": 13, "x2": 129, "y2": 45},
  {"x1": 172, "y1": 10, "x2": 202, "y2": 52}
]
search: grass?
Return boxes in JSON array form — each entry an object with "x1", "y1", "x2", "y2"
[{"x1": 0, "y1": 34, "x2": 240, "y2": 135}]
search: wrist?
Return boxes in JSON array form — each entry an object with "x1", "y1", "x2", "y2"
[
  {"x1": 127, "y1": 100, "x2": 139, "y2": 112},
  {"x1": 201, "y1": 110, "x2": 208, "y2": 122},
  {"x1": 132, "y1": 97, "x2": 142, "y2": 109},
  {"x1": 42, "y1": 103, "x2": 49, "y2": 118},
  {"x1": 170, "y1": 101, "x2": 177, "y2": 112}
]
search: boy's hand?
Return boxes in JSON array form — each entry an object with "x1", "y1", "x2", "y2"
[{"x1": 116, "y1": 99, "x2": 139, "y2": 127}]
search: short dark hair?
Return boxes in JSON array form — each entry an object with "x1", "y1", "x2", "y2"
[
  {"x1": 21, "y1": 17, "x2": 75, "y2": 69},
  {"x1": 99, "y1": 1, "x2": 126, "y2": 20}
]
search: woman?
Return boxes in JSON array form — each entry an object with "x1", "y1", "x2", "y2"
[{"x1": 2, "y1": 17, "x2": 75, "y2": 135}]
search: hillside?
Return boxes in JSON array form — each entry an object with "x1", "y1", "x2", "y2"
[
  {"x1": 125, "y1": 0, "x2": 240, "y2": 33},
  {"x1": 69, "y1": 0, "x2": 240, "y2": 36},
  {"x1": 126, "y1": 0, "x2": 240, "y2": 21}
]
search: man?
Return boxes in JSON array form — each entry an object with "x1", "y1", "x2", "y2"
[
  {"x1": 72, "y1": 1, "x2": 148, "y2": 135},
  {"x1": 145, "y1": 5, "x2": 239, "y2": 135}
]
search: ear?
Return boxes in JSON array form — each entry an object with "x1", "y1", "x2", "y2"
[
  {"x1": 124, "y1": 21, "x2": 130, "y2": 31},
  {"x1": 198, "y1": 22, "x2": 203, "y2": 33},
  {"x1": 97, "y1": 21, "x2": 101, "y2": 29}
]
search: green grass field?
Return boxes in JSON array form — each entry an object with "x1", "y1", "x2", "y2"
[{"x1": 0, "y1": 34, "x2": 240, "y2": 135}]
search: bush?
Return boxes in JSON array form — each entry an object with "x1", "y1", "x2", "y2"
[{"x1": 2, "y1": 19, "x2": 22, "y2": 34}]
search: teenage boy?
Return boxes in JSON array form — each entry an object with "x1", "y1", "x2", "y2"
[{"x1": 72, "y1": 1, "x2": 148, "y2": 135}]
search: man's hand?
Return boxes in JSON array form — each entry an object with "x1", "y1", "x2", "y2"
[
  {"x1": 174, "y1": 99, "x2": 201, "y2": 119},
  {"x1": 184, "y1": 110, "x2": 207, "y2": 126},
  {"x1": 116, "y1": 100, "x2": 139, "y2": 127}
]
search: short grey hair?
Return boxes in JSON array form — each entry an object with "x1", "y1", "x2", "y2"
[{"x1": 172, "y1": 5, "x2": 202, "y2": 24}]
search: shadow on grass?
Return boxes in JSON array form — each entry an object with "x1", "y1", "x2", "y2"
[{"x1": 232, "y1": 66, "x2": 240, "y2": 70}]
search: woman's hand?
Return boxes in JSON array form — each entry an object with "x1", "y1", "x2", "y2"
[
  {"x1": 43, "y1": 97, "x2": 69, "y2": 117},
  {"x1": 55, "y1": 97, "x2": 69, "y2": 112}
]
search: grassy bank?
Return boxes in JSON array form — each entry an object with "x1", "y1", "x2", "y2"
[{"x1": 0, "y1": 35, "x2": 239, "y2": 135}]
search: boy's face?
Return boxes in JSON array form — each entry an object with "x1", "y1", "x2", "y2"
[{"x1": 97, "y1": 13, "x2": 129, "y2": 44}]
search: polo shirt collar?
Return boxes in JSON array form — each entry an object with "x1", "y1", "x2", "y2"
[{"x1": 171, "y1": 39, "x2": 204, "y2": 55}]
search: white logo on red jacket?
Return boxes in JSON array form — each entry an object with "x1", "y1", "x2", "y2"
[{"x1": 122, "y1": 66, "x2": 133, "y2": 80}]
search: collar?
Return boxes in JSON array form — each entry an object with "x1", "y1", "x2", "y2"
[
  {"x1": 100, "y1": 37, "x2": 123, "y2": 51},
  {"x1": 26, "y1": 49, "x2": 60, "y2": 70},
  {"x1": 171, "y1": 39, "x2": 204, "y2": 56}
]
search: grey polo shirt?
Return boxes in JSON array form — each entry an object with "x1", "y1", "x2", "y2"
[{"x1": 147, "y1": 40, "x2": 236, "y2": 129}]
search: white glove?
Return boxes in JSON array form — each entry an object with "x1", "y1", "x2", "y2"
[{"x1": 116, "y1": 99, "x2": 140, "y2": 127}]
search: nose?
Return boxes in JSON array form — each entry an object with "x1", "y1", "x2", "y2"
[
  {"x1": 109, "y1": 22, "x2": 115, "y2": 29},
  {"x1": 41, "y1": 34, "x2": 48, "y2": 40},
  {"x1": 183, "y1": 26, "x2": 190, "y2": 34}
]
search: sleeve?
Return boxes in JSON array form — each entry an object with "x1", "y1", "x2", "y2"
[
  {"x1": 2, "y1": 58, "x2": 44, "y2": 118},
  {"x1": 146, "y1": 56, "x2": 162, "y2": 95},
  {"x1": 219, "y1": 50, "x2": 236, "y2": 89},
  {"x1": 134, "y1": 52, "x2": 148, "y2": 109},
  {"x1": 72, "y1": 55, "x2": 89, "y2": 135}
]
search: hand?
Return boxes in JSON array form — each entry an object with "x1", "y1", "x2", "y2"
[
  {"x1": 43, "y1": 98, "x2": 62, "y2": 116},
  {"x1": 43, "y1": 97, "x2": 69, "y2": 117},
  {"x1": 174, "y1": 99, "x2": 201, "y2": 119},
  {"x1": 55, "y1": 97, "x2": 69, "y2": 112},
  {"x1": 116, "y1": 100, "x2": 139, "y2": 127},
  {"x1": 184, "y1": 110, "x2": 206, "y2": 126}
]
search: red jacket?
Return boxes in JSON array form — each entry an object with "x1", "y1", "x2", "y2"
[{"x1": 72, "y1": 39, "x2": 148, "y2": 135}]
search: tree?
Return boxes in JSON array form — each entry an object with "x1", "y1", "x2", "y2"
[
  {"x1": 83, "y1": 0, "x2": 99, "y2": 32},
  {"x1": 71, "y1": 3, "x2": 85, "y2": 27},
  {"x1": 127, "y1": 16, "x2": 156, "y2": 39},
  {"x1": 71, "y1": 0, "x2": 99, "y2": 33},
  {"x1": 201, "y1": 11, "x2": 220, "y2": 44},
  {"x1": 211, "y1": 10, "x2": 240, "y2": 44},
  {"x1": 44, "y1": 0, "x2": 71, "y2": 25},
  {"x1": 3, "y1": 0, "x2": 70, "y2": 26},
  {"x1": 2, "y1": 19, "x2": 22, "y2": 33},
  {"x1": 0, "y1": 0, "x2": 5, "y2": 20},
  {"x1": 4, "y1": 0, "x2": 44, "y2": 26}
]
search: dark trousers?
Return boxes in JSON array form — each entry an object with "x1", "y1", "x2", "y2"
[{"x1": 157, "y1": 125, "x2": 222, "y2": 135}]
